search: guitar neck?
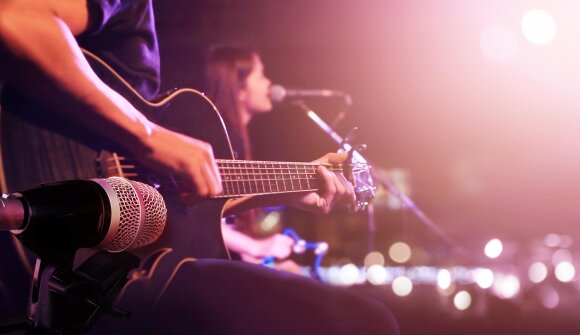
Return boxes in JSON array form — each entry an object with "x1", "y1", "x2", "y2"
[
  {"x1": 214, "y1": 159, "x2": 343, "y2": 198},
  {"x1": 98, "y1": 152, "x2": 345, "y2": 198}
]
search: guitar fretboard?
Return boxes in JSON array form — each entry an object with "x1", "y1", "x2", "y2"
[
  {"x1": 98, "y1": 154, "x2": 345, "y2": 198},
  {"x1": 214, "y1": 160, "x2": 343, "y2": 198}
]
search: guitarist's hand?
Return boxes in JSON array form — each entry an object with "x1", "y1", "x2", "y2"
[
  {"x1": 223, "y1": 152, "x2": 356, "y2": 215},
  {"x1": 138, "y1": 125, "x2": 222, "y2": 197},
  {"x1": 291, "y1": 152, "x2": 356, "y2": 215}
]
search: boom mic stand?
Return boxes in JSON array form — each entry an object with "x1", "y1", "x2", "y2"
[
  {"x1": 0, "y1": 248, "x2": 139, "y2": 334},
  {"x1": 293, "y1": 100, "x2": 463, "y2": 253}
]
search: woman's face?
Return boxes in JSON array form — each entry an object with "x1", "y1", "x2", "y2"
[{"x1": 239, "y1": 55, "x2": 272, "y2": 115}]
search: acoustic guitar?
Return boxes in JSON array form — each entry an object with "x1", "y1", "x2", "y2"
[{"x1": 1, "y1": 48, "x2": 374, "y2": 271}]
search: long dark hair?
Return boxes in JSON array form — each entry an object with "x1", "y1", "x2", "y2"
[{"x1": 204, "y1": 45, "x2": 258, "y2": 159}]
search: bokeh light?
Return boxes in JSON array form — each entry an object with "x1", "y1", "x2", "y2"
[
  {"x1": 437, "y1": 269, "x2": 452, "y2": 290},
  {"x1": 539, "y1": 287, "x2": 560, "y2": 309},
  {"x1": 528, "y1": 262, "x2": 548, "y2": 284},
  {"x1": 554, "y1": 261, "x2": 575, "y2": 283},
  {"x1": 367, "y1": 264, "x2": 388, "y2": 285},
  {"x1": 493, "y1": 274, "x2": 520, "y2": 299},
  {"x1": 453, "y1": 291, "x2": 472, "y2": 311},
  {"x1": 484, "y1": 239, "x2": 503, "y2": 259},
  {"x1": 521, "y1": 9, "x2": 557, "y2": 45},
  {"x1": 544, "y1": 233, "x2": 561, "y2": 248},
  {"x1": 364, "y1": 251, "x2": 385, "y2": 267},
  {"x1": 389, "y1": 242, "x2": 412, "y2": 264},
  {"x1": 474, "y1": 268, "x2": 494, "y2": 289},
  {"x1": 339, "y1": 263, "x2": 360, "y2": 285},
  {"x1": 392, "y1": 276, "x2": 413, "y2": 297}
]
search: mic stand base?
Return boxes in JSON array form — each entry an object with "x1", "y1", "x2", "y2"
[{"x1": 25, "y1": 250, "x2": 139, "y2": 334}]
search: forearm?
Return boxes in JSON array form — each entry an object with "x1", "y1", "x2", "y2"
[
  {"x1": 0, "y1": 2, "x2": 152, "y2": 155},
  {"x1": 221, "y1": 223, "x2": 262, "y2": 257}
]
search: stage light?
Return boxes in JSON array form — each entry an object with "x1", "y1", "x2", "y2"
[
  {"x1": 367, "y1": 264, "x2": 388, "y2": 285},
  {"x1": 392, "y1": 276, "x2": 413, "y2": 297},
  {"x1": 474, "y1": 268, "x2": 494, "y2": 289},
  {"x1": 339, "y1": 263, "x2": 360, "y2": 285},
  {"x1": 484, "y1": 238, "x2": 503, "y2": 259},
  {"x1": 528, "y1": 262, "x2": 548, "y2": 284},
  {"x1": 437, "y1": 269, "x2": 452, "y2": 290},
  {"x1": 389, "y1": 241, "x2": 412, "y2": 264},
  {"x1": 364, "y1": 251, "x2": 385, "y2": 267},
  {"x1": 453, "y1": 290, "x2": 472, "y2": 311},
  {"x1": 492, "y1": 274, "x2": 520, "y2": 299},
  {"x1": 521, "y1": 9, "x2": 557, "y2": 45},
  {"x1": 479, "y1": 23, "x2": 519, "y2": 63},
  {"x1": 554, "y1": 261, "x2": 575, "y2": 283}
]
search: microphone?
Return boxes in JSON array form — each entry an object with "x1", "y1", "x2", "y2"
[
  {"x1": 269, "y1": 84, "x2": 352, "y2": 105},
  {"x1": 0, "y1": 177, "x2": 167, "y2": 254}
]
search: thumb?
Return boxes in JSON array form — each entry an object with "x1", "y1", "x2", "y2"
[{"x1": 315, "y1": 152, "x2": 348, "y2": 164}]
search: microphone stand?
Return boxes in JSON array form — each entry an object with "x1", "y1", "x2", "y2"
[
  {"x1": 0, "y1": 249, "x2": 139, "y2": 334},
  {"x1": 293, "y1": 100, "x2": 463, "y2": 254}
]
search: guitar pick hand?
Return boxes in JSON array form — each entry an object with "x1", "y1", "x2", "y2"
[{"x1": 138, "y1": 124, "x2": 222, "y2": 197}]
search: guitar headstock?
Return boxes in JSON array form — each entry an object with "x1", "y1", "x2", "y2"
[{"x1": 344, "y1": 151, "x2": 375, "y2": 210}]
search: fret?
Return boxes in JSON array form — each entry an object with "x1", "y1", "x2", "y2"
[
  {"x1": 231, "y1": 161, "x2": 240, "y2": 196},
  {"x1": 237, "y1": 161, "x2": 245, "y2": 196},
  {"x1": 305, "y1": 165, "x2": 314, "y2": 189},
  {"x1": 252, "y1": 162, "x2": 258, "y2": 195},
  {"x1": 240, "y1": 162, "x2": 248, "y2": 195},
  {"x1": 269, "y1": 163, "x2": 278, "y2": 193},
  {"x1": 259, "y1": 162, "x2": 266, "y2": 194},
  {"x1": 244, "y1": 162, "x2": 254, "y2": 195},
  {"x1": 272, "y1": 163, "x2": 284, "y2": 192},
  {"x1": 293, "y1": 163, "x2": 301, "y2": 191},
  {"x1": 289, "y1": 163, "x2": 297, "y2": 191},
  {"x1": 279, "y1": 163, "x2": 287, "y2": 192},
  {"x1": 288, "y1": 163, "x2": 295, "y2": 191},
  {"x1": 221, "y1": 161, "x2": 229, "y2": 196},
  {"x1": 300, "y1": 165, "x2": 308, "y2": 190}
]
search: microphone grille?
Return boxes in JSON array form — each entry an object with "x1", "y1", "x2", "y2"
[
  {"x1": 96, "y1": 177, "x2": 166, "y2": 252},
  {"x1": 268, "y1": 84, "x2": 286, "y2": 102},
  {"x1": 130, "y1": 180, "x2": 167, "y2": 249}
]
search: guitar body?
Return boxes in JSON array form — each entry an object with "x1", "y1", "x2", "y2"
[
  {"x1": 1, "y1": 51, "x2": 232, "y2": 263},
  {"x1": 127, "y1": 87, "x2": 233, "y2": 261}
]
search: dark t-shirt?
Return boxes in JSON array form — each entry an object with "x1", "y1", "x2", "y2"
[
  {"x1": 79, "y1": 0, "x2": 160, "y2": 100},
  {"x1": 0, "y1": 0, "x2": 160, "y2": 192},
  {"x1": 0, "y1": 0, "x2": 160, "y2": 318}
]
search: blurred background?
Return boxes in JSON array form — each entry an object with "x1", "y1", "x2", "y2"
[{"x1": 154, "y1": 1, "x2": 580, "y2": 333}]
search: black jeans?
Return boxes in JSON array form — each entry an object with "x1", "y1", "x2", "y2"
[{"x1": 94, "y1": 258, "x2": 400, "y2": 335}]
